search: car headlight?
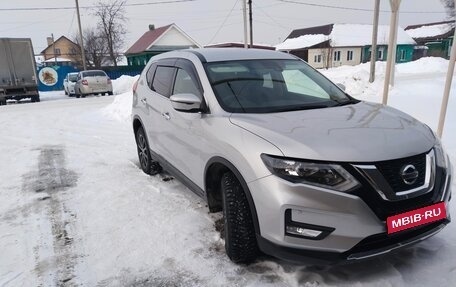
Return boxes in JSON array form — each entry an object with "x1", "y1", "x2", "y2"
[
  {"x1": 434, "y1": 138, "x2": 448, "y2": 169},
  {"x1": 261, "y1": 154, "x2": 360, "y2": 192}
]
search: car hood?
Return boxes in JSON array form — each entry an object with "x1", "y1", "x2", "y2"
[{"x1": 229, "y1": 102, "x2": 435, "y2": 162}]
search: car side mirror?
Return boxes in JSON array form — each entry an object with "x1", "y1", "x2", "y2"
[
  {"x1": 170, "y1": 93, "x2": 202, "y2": 113},
  {"x1": 336, "y1": 83, "x2": 346, "y2": 91}
]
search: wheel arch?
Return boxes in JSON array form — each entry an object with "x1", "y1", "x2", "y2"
[
  {"x1": 204, "y1": 156, "x2": 261, "y2": 237},
  {"x1": 132, "y1": 115, "x2": 144, "y2": 134}
]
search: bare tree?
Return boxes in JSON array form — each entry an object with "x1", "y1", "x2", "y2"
[
  {"x1": 73, "y1": 28, "x2": 108, "y2": 68},
  {"x1": 441, "y1": 0, "x2": 456, "y2": 19},
  {"x1": 83, "y1": 28, "x2": 110, "y2": 68},
  {"x1": 93, "y1": 0, "x2": 127, "y2": 66}
]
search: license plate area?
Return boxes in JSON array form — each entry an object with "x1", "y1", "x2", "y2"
[{"x1": 387, "y1": 202, "x2": 447, "y2": 234}]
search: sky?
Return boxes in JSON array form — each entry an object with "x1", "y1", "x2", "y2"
[{"x1": 0, "y1": 0, "x2": 451, "y2": 55}]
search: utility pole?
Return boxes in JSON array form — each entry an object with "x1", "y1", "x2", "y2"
[
  {"x1": 248, "y1": 0, "x2": 253, "y2": 47},
  {"x1": 382, "y1": 0, "x2": 401, "y2": 105},
  {"x1": 369, "y1": 0, "x2": 380, "y2": 83},
  {"x1": 437, "y1": 0, "x2": 456, "y2": 137},
  {"x1": 242, "y1": 0, "x2": 248, "y2": 48},
  {"x1": 75, "y1": 0, "x2": 87, "y2": 70},
  {"x1": 390, "y1": 11, "x2": 400, "y2": 86}
]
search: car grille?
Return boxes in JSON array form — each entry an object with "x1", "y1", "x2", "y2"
[
  {"x1": 375, "y1": 153, "x2": 426, "y2": 192},
  {"x1": 345, "y1": 156, "x2": 445, "y2": 221}
]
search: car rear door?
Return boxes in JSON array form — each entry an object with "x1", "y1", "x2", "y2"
[{"x1": 138, "y1": 59, "x2": 177, "y2": 156}]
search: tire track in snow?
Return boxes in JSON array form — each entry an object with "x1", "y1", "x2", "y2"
[{"x1": 22, "y1": 146, "x2": 79, "y2": 286}]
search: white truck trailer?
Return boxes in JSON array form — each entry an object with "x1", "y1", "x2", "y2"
[{"x1": 0, "y1": 38, "x2": 39, "y2": 105}]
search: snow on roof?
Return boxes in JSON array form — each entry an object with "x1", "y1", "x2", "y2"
[
  {"x1": 44, "y1": 57, "x2": 72, "y2": 62},
  {"x1": 406, "y1": 23, "x2": 454, "y2": 39},
  {"x1": 276, "y1": 23, "x2": 415, "y2": 51},
  {"x1": 275, "y1": 34, "x2": 329, "y2": 50},
  {"x1": 331, "y1": 24, "x2": 415, "y2": 46}
]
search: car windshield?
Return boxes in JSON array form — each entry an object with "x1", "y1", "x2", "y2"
[
  {"x1": 205, "y1": 59, "x2": 354, "y2": 113},
  {"x1": 68, "y1": 74, "x2": 78, "y2": 82}
]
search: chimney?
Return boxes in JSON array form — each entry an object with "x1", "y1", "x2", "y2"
[
  {"x1": 47, "y1": 37, "x2": 53, "y2": 46},
  {"x1": 149, "y1": 24, "x2": 155, "y2": 31}
]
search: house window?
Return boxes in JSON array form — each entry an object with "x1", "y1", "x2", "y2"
[
  {"x1": 378, "y1": 49, "x2": 383, "y2": 60},
  {"x1": 334, "y1": 51, "x2": 341, "y2": 61},
  {"x1": 314, "y1": 54, "x2": 322, "y2": 63},
  {"x1": 347, "y1": 50, "x2": 353, "y2": 61},
  {"x1": 400, "y1": 50, "x2": 406, "y2": 60},
  {"x1": 55, "y1": 48, "x2": 61, "y2": 55}
]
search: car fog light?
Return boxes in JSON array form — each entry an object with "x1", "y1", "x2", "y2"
[
  {"x1": 284, "y1": 209, "x2": 335, "y2": 240},
  {"x1": 286, "y1": 226, "x2": 322, "y2": 238}
]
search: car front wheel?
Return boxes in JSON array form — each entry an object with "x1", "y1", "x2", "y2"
[{"x1": 221, "y1": 172, "x2": 258, "y2": 263}]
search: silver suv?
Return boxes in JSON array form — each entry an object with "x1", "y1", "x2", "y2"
[{"x1": 132, "y1": 48, "x2": 452, "y2": 263}]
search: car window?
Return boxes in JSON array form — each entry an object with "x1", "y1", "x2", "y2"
[
  {"x1": 84, "y1": 71, "x2": 107, "y2": 77},
  {"x1": 173, "y1": 68, "x2": 201, "y2": 97},
  {"x1": 152, "y1": 66, "x2": 175, "y2": 97},
  {"x1": 68, "y1": 74, "x2": 78, "y2": 82},
  {"x1": 146, "y1": 63, "x2": 157, "y2": 89}
]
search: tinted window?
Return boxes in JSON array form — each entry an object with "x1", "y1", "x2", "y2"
[
  {"x1": 146, "y1": 63, "x2": 157, "y2": 89},
  {"x1": 173, "y1": 69, "x2": 201, "y2": 97},
  {"x1": 152, "y1": 66, "x2": 175, "y2": 97},
  {"x1": 83, "y1": 71, "x2": 107, "y2": 77}
]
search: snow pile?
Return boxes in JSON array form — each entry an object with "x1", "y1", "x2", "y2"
[
  {"x1": 102, "y1": 75, "x2": 139, "y2": 122},
  {"x1": 396, "y1": 56, "x2": 449, "y2": 74},
  {"x1": 406, "y1": 23, "x2": 454, "y2": 39},
  {"x1": 112, "y1": 74, "x2": 139, "y2": 95},
  {"x1": 276, "y1": 34, "x2": 329, "y2": 50},
  {"x1": 321, "y1": 57, "x2": 449, "y2": 98}
]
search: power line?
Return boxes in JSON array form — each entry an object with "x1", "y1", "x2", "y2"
[
  {"x1": 252, "y1": 1, "x2": 290, "y2": 31},
  {"x1": 277, "y1": 0, "x2": 447, "y2": 14},
  {"x1": 0, "y1": 0, "x2": 195, "y2": 11},
  {"x1": 207, "y1": 0, "x2": 240, "y2": 45}
]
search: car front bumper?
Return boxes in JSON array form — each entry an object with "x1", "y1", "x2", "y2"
[{"x1": 248, "y1": 164, "x2": 452, "y2": 263}]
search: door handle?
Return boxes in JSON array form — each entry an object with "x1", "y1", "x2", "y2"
[
  {"x1": 141, "y1": 98, "x2": 147, "y2": 105},
  {"x1": 162, "y1": 112, "x2": 171, "y2": 120}
]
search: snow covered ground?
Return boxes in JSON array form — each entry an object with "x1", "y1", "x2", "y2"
[{"x1": 0, "y1": 57, "x2": 455, "y2": 286}]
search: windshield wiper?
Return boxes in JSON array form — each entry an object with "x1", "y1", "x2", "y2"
[
  {"x1": 332, "y1": 99, "x2": 359, "y2": 107},
  {"x1": 274, "y1": 104, "x2": 331, "y2": 113}
]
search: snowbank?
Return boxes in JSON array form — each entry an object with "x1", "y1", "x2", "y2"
[
  {"x1": 321, "y1": 57, "x2": 450, "y2": 98},
  {"x1": 112, "y1": 74, "x2": 139, "y2": 95},
  {"x1": 102, "y1": 75, "x2": 138, "y2": 122}
]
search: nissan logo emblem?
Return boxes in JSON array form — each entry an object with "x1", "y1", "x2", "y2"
[{"x1": 400, "y1": 164, "x2": 419, "y2": 185}]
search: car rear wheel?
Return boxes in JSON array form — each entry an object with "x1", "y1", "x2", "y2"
[
  {"x1": 221, "y1": 172, "x2": 258, "y2": 263},
  {"x1": 135, "y1": 126, "x2": 162, "y2": 175}
]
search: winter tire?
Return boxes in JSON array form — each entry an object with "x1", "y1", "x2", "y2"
[
  {"x1": 135, "y1": 126, "x2": 162, "y2": 175},
  {"x1": 221, "y1": 172, "x2": 258, "y2": 263}
]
